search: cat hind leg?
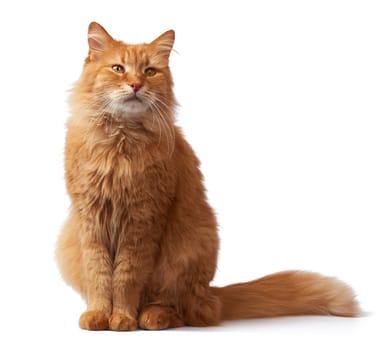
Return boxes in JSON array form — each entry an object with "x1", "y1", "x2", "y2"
[
  {"x1": 56, "y1": 213, "x2": 85, "y2": 296},
  {"x1": 179, "y1": 287, "x2": 222, "y2": 327},
  {"x1": 139, "y1": 305, "x2": 184, "y2": 330}
]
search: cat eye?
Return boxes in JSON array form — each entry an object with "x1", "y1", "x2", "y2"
[
  {"x1": 144, "y1": 67, "x2": 157, "y2": 77},
  {"x1": 112, "y1": 65, "x2": 125, "y2": 73}
]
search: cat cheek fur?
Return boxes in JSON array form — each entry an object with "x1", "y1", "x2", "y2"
[{"x1": 56, "y1": 22, "x2": 359, "y2": 331}]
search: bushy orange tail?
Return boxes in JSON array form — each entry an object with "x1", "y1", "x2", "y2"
[{"x1": 211, "y1": 271, "x2": 359, "y2": 320}]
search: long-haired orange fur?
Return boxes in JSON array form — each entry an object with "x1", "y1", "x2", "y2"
[{"x1": 56, "y1": 22, "x2": 359, "y2": 331}]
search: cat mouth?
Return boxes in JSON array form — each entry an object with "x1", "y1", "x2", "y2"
[{"x1": 123, "y1": 95, "x2": 142, "y2": 103}]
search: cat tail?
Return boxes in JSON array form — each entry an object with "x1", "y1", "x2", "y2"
[{"x1": 211, "y1": 270, "x2": 359, "y2": 320}]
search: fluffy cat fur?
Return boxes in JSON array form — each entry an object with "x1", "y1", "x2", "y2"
[{"x1": 56, "y1": 22, "x2": 359, "y2": 331}]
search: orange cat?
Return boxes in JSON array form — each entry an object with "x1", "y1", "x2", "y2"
[{"x1": 56, "y1": 22, "x2": 359, "y2": 331}]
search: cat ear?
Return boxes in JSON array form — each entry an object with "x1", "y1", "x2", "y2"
[
  {"x1": 87, "y1": 22, "x2": 114, "y2": 58},
  {"x1": 150, "y1": 30, "x2": 175, "y2": 61}
]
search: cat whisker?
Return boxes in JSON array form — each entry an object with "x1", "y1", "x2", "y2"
[
  {"x1": 149, "y1": 105, "x2": 163, "y2": 147},
  {"x1": 147, "y1": 98, "x2": 175, "y2": 156}
]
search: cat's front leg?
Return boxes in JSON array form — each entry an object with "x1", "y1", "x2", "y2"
[
  {"x1": 109, "y1": 236, "x2": 158, "y2": 331},
  {"x1": 79, "y1": 234, "x2": 113, "y2": 331}
]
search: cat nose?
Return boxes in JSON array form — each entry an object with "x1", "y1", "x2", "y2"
[{"x1": 129, "y1": 83, "x2": 142, "y2": 93}]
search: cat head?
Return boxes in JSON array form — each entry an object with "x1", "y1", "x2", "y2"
[{"x1": 73, "y1": 22, "x2": 176, "y2": 123}]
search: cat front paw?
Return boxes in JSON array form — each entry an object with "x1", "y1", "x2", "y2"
[
  {"x1": 79, "y1": 310, "x2": 109, "y2": 330},
  {"x1": 109, "y1": 313, "x2": 137, "y2": 331}
]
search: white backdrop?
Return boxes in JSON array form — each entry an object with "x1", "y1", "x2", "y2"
[{"x1": 0, "y1": 1, "x2": 385, "y2": 349}]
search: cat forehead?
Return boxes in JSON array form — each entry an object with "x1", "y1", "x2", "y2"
[{"x1": 111, "y1": 43, "x2": 167, "y2": 68}]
